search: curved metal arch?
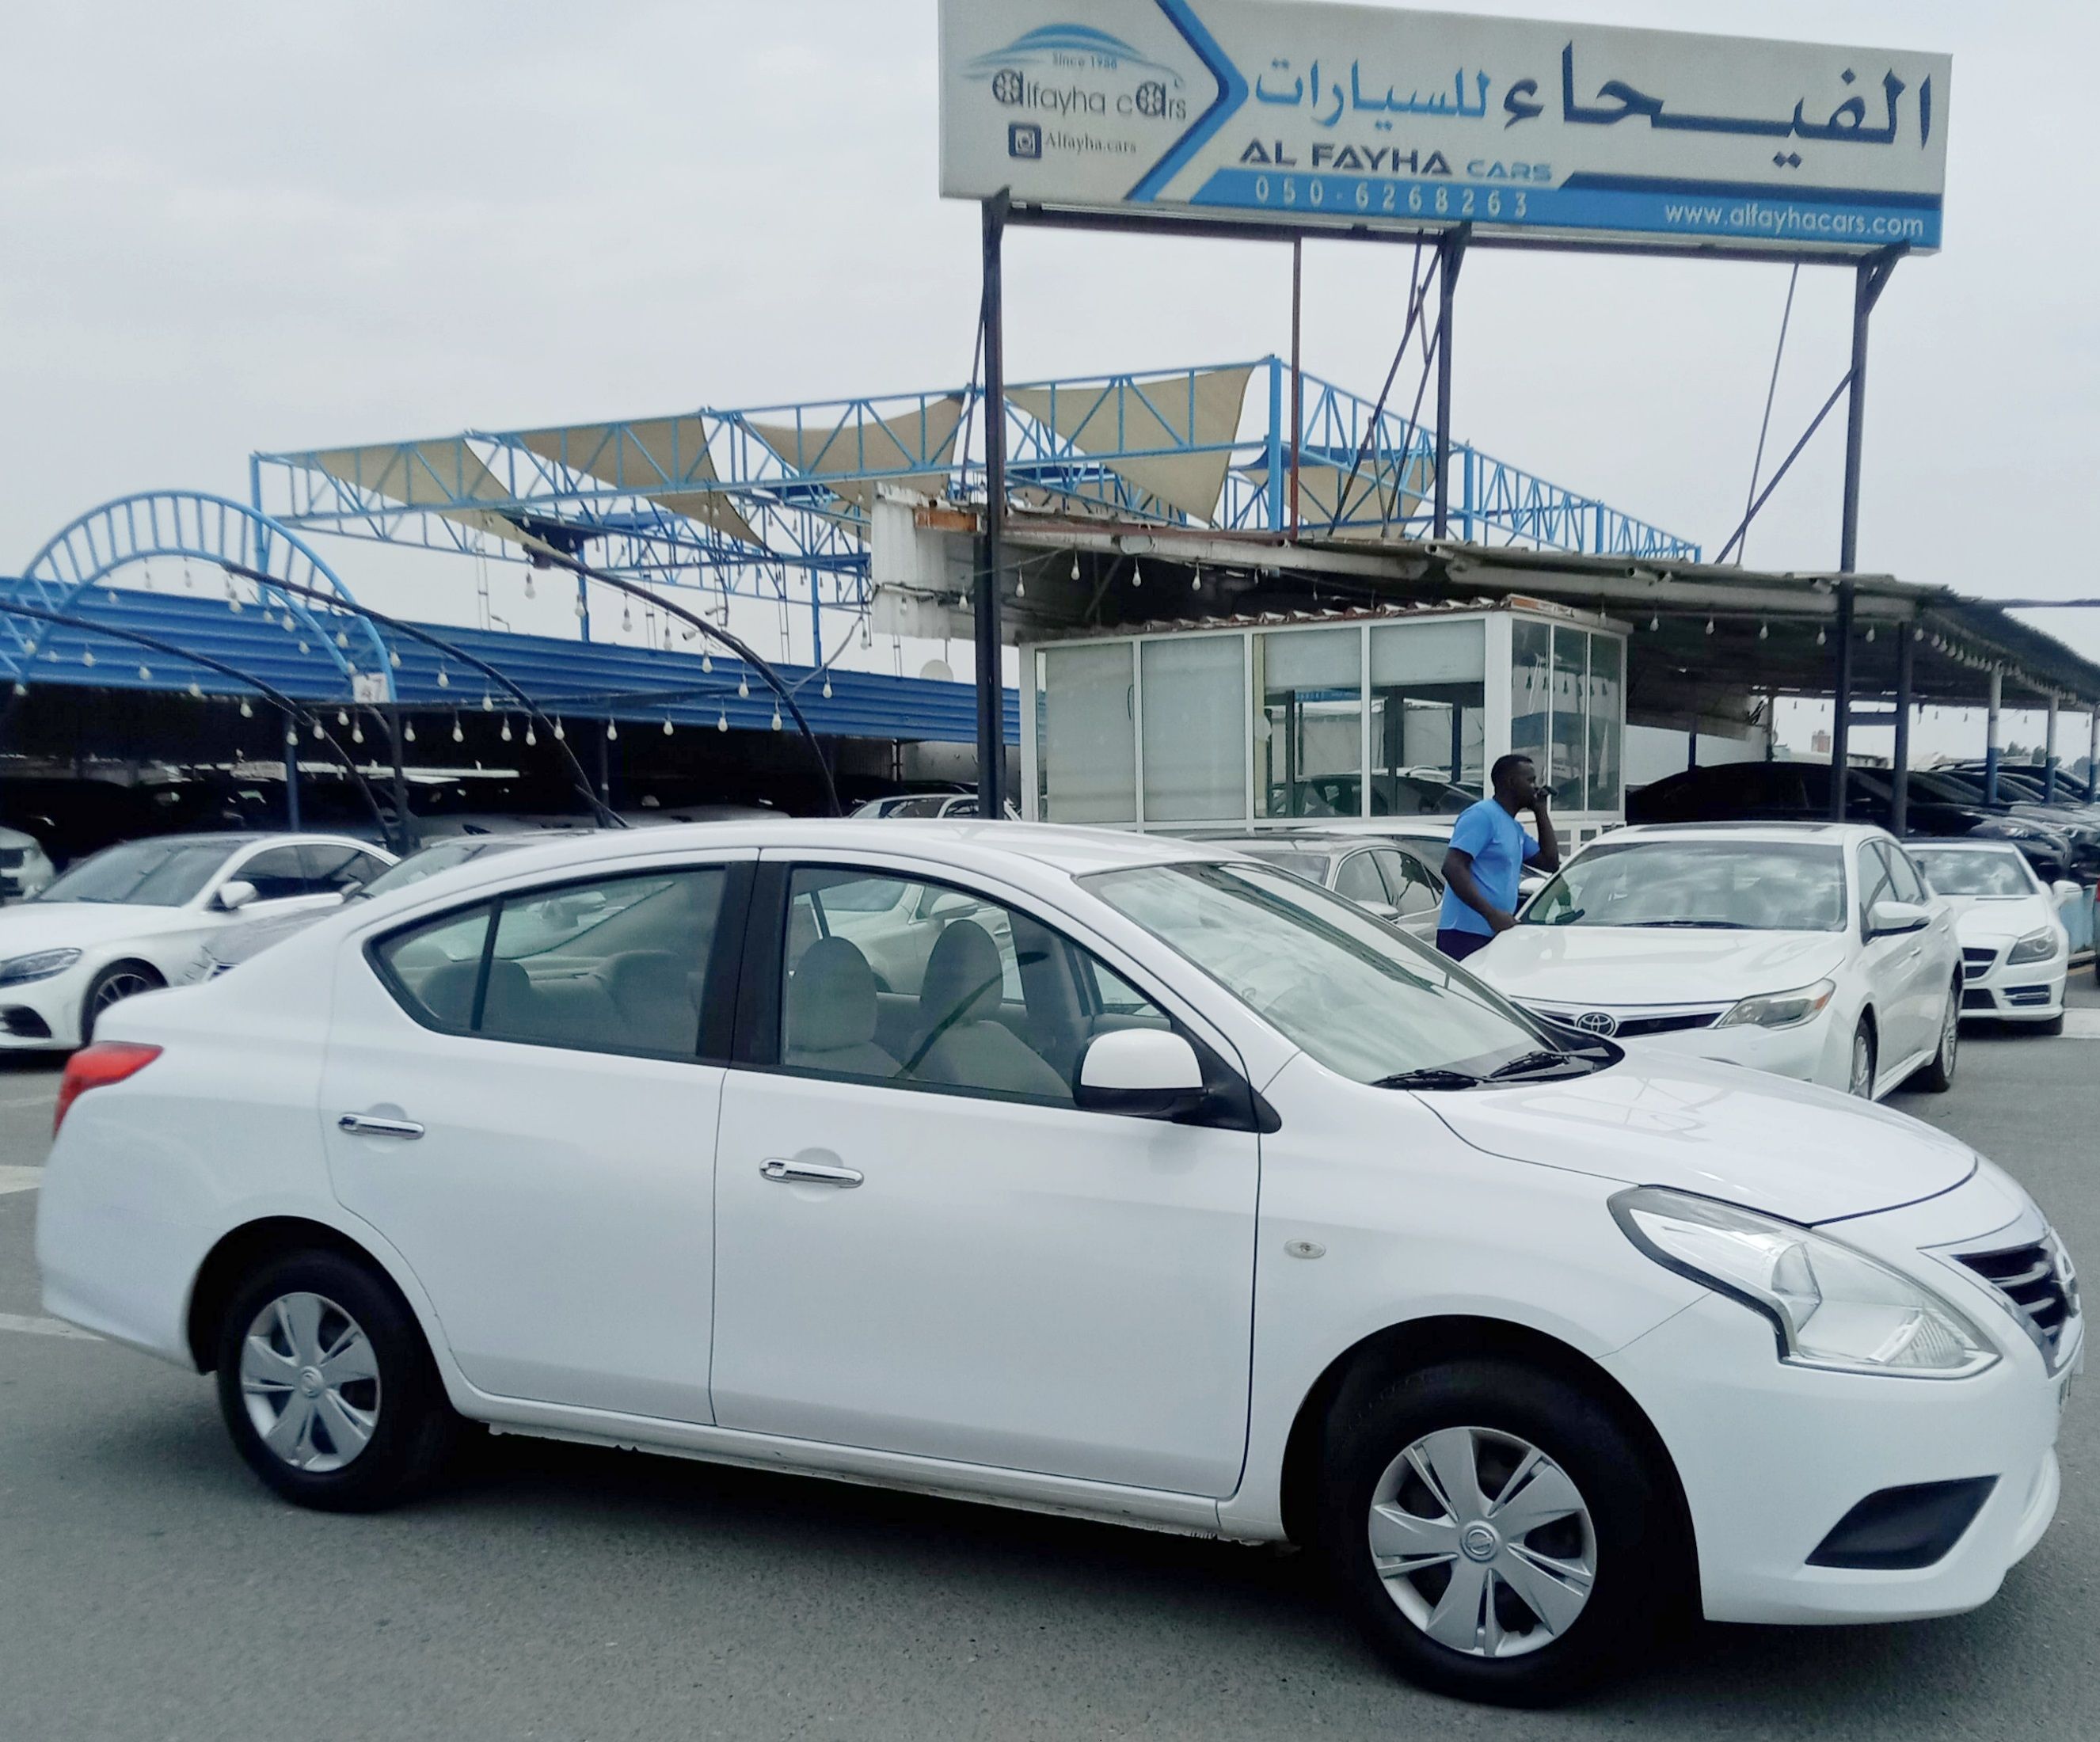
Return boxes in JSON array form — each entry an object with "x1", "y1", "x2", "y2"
[{"x1": 13, "y1": 491, "x2": 395, "y2": 698}]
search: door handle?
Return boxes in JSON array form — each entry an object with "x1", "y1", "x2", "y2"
[
  {"x1": 761, "y1": 1158, "x2": 863, "y2": 1189},
  {"x1": 337, "y1": 1113, "x2": 425, "y2": 1140}
]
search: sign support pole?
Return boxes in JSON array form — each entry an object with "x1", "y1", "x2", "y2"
[
  {"x1": 1985, "y1": 667, "x2": 2003, "y2": 803},
  {"x1": 1288, "y1": 238, "x2": 1303, "y2": 541},
  {"x1": 1892, "y1": 624, "x2": 1915, "y2": 838},
  {"x1": 1830, "y1": 248, "x2": 1900, "y2": 821},
  {"x1": 1433, "y1": 229, "x2": 1467, "y2": 539},
  {"x1": 977, "y1": 195, "x2": 1010, "y2": 820}
]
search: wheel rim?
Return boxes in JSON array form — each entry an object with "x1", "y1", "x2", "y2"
[
  {"x1": 1850, "y1": 1025, "x2": 1875, "y2": 1097},
  {"x1": 1367, "y1": 1425, "x2": 1597, "y2": 1660},
  {"x1": 1939, "y1": 993, "x2": 1959, "y2": 1076},
  {"x1": 238, "y1": 1291, "x2": 381, "y2": 1474},
  {"x1": 92, "y1": 970, "x2": 156, "y2": 1014}
]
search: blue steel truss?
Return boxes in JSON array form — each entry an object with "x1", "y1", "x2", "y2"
[{"x1": 253, "y1": 358, "x2": 1699, "y2": 640}]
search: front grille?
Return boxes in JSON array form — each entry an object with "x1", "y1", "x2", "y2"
[
  {"x1": 2005, "y1": 985, "x2": 2054, "y2": 1007},
  {"x1": 0, "y1": 847, "x2": 23, "y2": 869},
  {"x1": 1961, "y1": 946, "x2": 1998, "y2": 981},
  {"x1": 1962, "y1": 989, "x2": 1995, "y2": 1012},
  {"x1": 1957, "y1": 1234, "x2": 2080, "y2": 1371},
  {"x1": 206, "y1": 961, "x2": 235, "y2": 981},
  {"x1": 0, "y1": 1006, "x2": 53, "y2": 1040},
  {"x1": 1615, "y1": 1011, "x2": 1721, "y2": 1038}
]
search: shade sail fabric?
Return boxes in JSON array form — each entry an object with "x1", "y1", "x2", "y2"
[
  {"x1": 748, "y1": 398, "x2": 965, "y2": 513},
  {"x1": 1007, "y1": 367, "x2": 1253, "y2": 523},
  {"x1": 311, "y1": 440, "x2": 558, "y2": 555},
  {"x1": 513, "y1": 417, "x2": 759, "y2": 548},
  {"x1": 1241, "y1": 453, "x2": 1432, "y2": 538}
]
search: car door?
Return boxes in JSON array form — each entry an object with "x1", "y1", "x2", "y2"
[
  {"x1": 1856, "y1": 842, "x2": 1929, "y2": 1067},
  {"x1": 320, "y1": 854, "x2": 749, "y2": 1421},
  {"x1": 215, "y1": 842, "x2": 349, "y2": 922},
  {"x1": 709, "y1": 858, "x2": 1261, "y2": 1497},
  {"x1": 1372, "y1": 846, "x2": 1446, "y2": 938},
  {"x1": 1885, "y1": 842, "x2": 1957, "y2": 1039},
  {"x1": 1333, "y1": 849, "x2": 1395, "y2": 918}
]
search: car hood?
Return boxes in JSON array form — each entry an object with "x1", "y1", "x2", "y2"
[
  {"x1": 1477, "y1": 926, "x2": 1847, "y2": 1009},
  {"x1": 1943, "y1": 896, "x2": 2052, "y2": 945},
  {"x1": 0, "y1": 901, "x2": 204, "y2": 956},
  {"x1": 206, "y1": 906, "x2": 333, "y2": 966},
  {"x1": 1425, "y1": 1052, "x2": 1976, "y2": 1224}
]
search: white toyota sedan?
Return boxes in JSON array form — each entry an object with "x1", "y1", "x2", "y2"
[
  {"x1": 0, "y1": 832, "x2": 393, "y2": 1050},
  {"x1": 1478, "y1": 824, "x2": 1964, "y2": 1101},
  {"x1": 1908, "y1": 841, "x2": 2075, "y2": 1033},
  {"x1": 36, "y1": 822, "x2": 2077, "y2": 1705}
]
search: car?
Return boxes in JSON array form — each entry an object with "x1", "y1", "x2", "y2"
[
  {"x1": 853, "y1": 791, "x2": 1021, "y2": 821},
  {"x1": 1476, "y1": 823, "x2": 1963, "y2": 1101},
  {"x1": 0, "y1": 832, "x2": 394, "y2": 1049},
  {"x1": 185, "y1": 833, "x2": 586, "y2": 983},
  {"x1": 1907, "y1": 840, "x2": 2075, "y2": 1033},
  {"x1": 36, "y1": 821, "x2": 2079, "y2": 1706},
  {"x1": 1263, "y1": 770, "x2": 1477, "y2": 820},
  {"x1": 1628, "y1": 761, "x2": 2075, "y2": 883},
  {"x1": 1280, "y1": 818, "x2": 1553, "y2": 902},
  {"x1": 1, "y1": 824, "x2": 56, "y2": 903},
  {"x1": 1900, "y1": 770, "x2": 2100, "y2": 881},
  {"x1": 1200, "y1": 831, "x2": 1446, "y2": 940}
]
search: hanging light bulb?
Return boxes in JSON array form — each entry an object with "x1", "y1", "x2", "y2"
[
  {"x1": 606, "y1": 719, "x2": 618, "y2": 741},
  {"x1": 403, "y1": 720, "x2": 417, "y2": 744},
  {"x1": 702, "y1": 652, "x2": 713, "y2": 673},
  {"x1": 239, "y1": 698, "x2": 253, "y2": 717},
  {"x1": 337, "y1": 709, "x2": 350, "y2": 725},
  {"x1": 1915, "y1": 626, "x2": 1927, "y2": 642},
  {"x1": 1865, "y1": 626, "x2": 1877, "y2": 643},
  {"x1": 1817, "y1": 626, "x2": 1828, "y2": 646},
  {"x1": 622, "y1": 602, "x2": 633, "y2": 631},
  {"x1": 663, "y1": 717, "x2": 674, "y2": 736},
  {"x1": 336, "y1": 630, "x2": 349, "y2": 649},
  {"x1": 1758, "y1": 622, "x2": 1770, "y2": 641},
  {"x1": 771, "y1": 706, "x2": 783, "y2": 731},
  {"x1": 297, "y1": 639, "x2": 310, "y2": 654},
  {"x1": 352, "y1": 721, "x2": 364, "y2": 745},
  {"x1": 574, "y1": 594, "x2": 588, "y2": 619},
  {"x1": 525, "y1": 723, "x2": 537, "y2": 747},
  {"x1": 481, "y1": 691, "x2": 494, "y2": 711},
  {"x1": 436, "y1": 667, "x2": 450, "y2": 689},
  {"x1": 822, "y1": 678, "x2": 833, "y2": 699},
  {"x1": 1132, "y1": 561, "x2": 1144, "y2": 589},
  {"x1": 312, "y1": 720, "x2": 325, "y2": 741},
  {"x1": 451, "y1": 716, "x2": 464, "y2": 744},
  {"x1": 524, "y1": 573, "x2": 536, "y2": 599},
  {"x1": 390, "y1": 649, "x2": 401, "y2": 668},
  {"x1": 737, "y1": 675, "x2": 750, "y2": 699},
  {"x1": 286, "y1": 727, "x2": 299, "y2": 748},
  {"x1": 717, "y1": 709, "x2": 729, "y2": 732},
  {"x1": 1016, "y1": 574, "x2": 1025, "y2": 598},
  {"x1": 1705, "y1": 618, "x2": 1715, "y2": 636},
  {"x1": 552, "y1": 718, "x2": 565, "y2": 741},
  {"x1": 1071, "y1": 553, "x2": 1082, "y2": 581},
  {"x1": 139, "y1": 664, "x2": 153, "y2": 681},
  {"x1": 82, "y1": 649, "x2": 95, "y2": 668},
  {"x1": 500, "y1": 718, "x2": 513, "y2": 743},
  {"x1": 1191, "y1": 569, "x2": 1203, "y2": 592},
  {"x1": 1649, "y1": 614, "x2": 1659, "y2": 631},
  {"x1": 11, "y1": 682, "x2": 25, "y2": 698}
]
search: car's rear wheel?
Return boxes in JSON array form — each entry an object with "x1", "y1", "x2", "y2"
[
  {"x1": 1848, "y1": 1015, "x2": 1877, "y2": 1098},
  {"x1": 1912, "y1": 983, "x2": 1960, "y2": 1093},
  {"x1": 214, "y1": 1249, "x2": 457, "y2": 1512},
  {"x1": 81, "y1": 960, "x2": 162, "y2": 1041},
  {"x1": 1315, "y1": 1358, "x2": 1684, "y2": 1706}
]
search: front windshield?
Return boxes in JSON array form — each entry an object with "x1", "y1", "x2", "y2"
[
  {"x1": 1227, "y1": 845, "x2": 1339, "y2": 883},
  {"x1": 1086, "y1": 860, "x2": 1556, "y2": 1084},
  {"x1": 1912, "y1": 849, "x2": 2037, "y2": 898},
  {"x1": 1524, "y1": 840, "x2": 1847, "y2": 933},
  {"x1": 360, "y1": 839, "x2": 523, "y2": 899},
  {"x1": 35, "y1": 839, "x2": 231, "y2": 907}
]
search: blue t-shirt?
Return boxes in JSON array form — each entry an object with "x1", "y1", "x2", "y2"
[{"x1": 1437, "y1": 798, "x2": 1540, "y2": 937}]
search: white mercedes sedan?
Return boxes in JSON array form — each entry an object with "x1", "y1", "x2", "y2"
[
  {"x1": 1908, "y1": 840, "x2": 2076, "y2": 1033},
  {"x1": 1477, "y1": 823, "x2": 1964, "y2": 1101},
  {"x1": 36, "y1": 822, "x2": 2077, "y2": 1705},
  {"x1": 0, "y1": 832, "x2": 394, "y2": 1050}
]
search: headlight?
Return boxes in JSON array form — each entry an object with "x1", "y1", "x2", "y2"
[
  {"x1": 1612, "y1": 1188, "x2": 1998, "y2": 1379},
  {"x1": 0, "y1": 947, "x2": 82, "y2": 987},
  {"x1": 1711, "y1": 978, "x2": 1836, "y2": 1030},
  {"x1": 2006, "y1": 928, "x2": 2060, "y2": 966}
]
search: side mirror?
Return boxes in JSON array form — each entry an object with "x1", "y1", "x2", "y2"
[
  {"x1": 215, "y1": 879, "x2": 257, "y2": 912},
  {"x1": 1075, "y1": 1029, "x2": 1207, "y2": 1121},
  {"x1": 2052, "y1": 880, "x2": 2083, "y2": 903},
  {"x1": 1868, "y1": 898, "x2": 1930, "y2": 938}
]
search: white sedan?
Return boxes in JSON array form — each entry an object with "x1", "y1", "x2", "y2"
[
  {"x1": 1908, "y1": 841, "x2": 2077, "y2": 1032},
  {"x1": 2, "y1": 824, "x2": 57, "y2": 903},
  {"x1": 37, "y1": 821, "x2": 2078, "y2": 1705},
  {"x1": 0, "y1": 831, "x2": 393, "y2": 1049},
  {"x1": 1475, "y1": 823, "x2": 1963, "y2": 1101}
]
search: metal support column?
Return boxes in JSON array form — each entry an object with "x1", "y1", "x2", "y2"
[
  {"x1": 976, "y1": 196, "x2": 1010, "y2": 819},
  {"x1": 1891, "y1": 626, "x2": 1915, "y2": 839},
  {"x1": 1288, "y1": 238, "x2": 1303, "y2": 539},
  {"x1": 1985, "y1": 668, "x2": 2003, "y2": 802},
  {"x1": 385, "y1": 705, "x2": 413, "y2": 855},
  {"x1": 1828, "y1": 580, "x2": 1856, "y2": 820},
  {"x1": 283, "y1": 710, "x2": 302, "y2": 831},
  {"x1": 1265, "y1": 358, "x2": 1285, "y2": 531},
  {"x1": 2088, "y1": 708, "x2": 2099, "y2": 804},
  {"x1": 1432, "y1": 230, "x2": 1467, "y2": 539},
  {"x1": 2045, "y1": 694, "x2": 2060, "y2": 803}
]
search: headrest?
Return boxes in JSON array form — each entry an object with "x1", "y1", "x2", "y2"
[
  {"x1": 787, "y1": 936, "x2": 880, "y2": 1052},
  {"x1": 603, "y1": 950, "x2": 690, "y2": 1002},
  {"x1": 477, "y1": 958, "x2": 536, "y2": 1029},
  {"x1": 417, "y1": 960, "x2": 481, "y2": 1029},
  {"x1": 920, "y1": 919, "x2": 1005, "y2": 1030}
]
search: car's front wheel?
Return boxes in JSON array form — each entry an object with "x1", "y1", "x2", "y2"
[
  {"x1": 1912, "y1": 981, "x2": 1961, "y2": 1093},
  {"x1": 1847, "y1": 1014, "x2": 1877, "y2": 1098},
  {"x1": 1315, "y1": 1358, "x2": 1686, "y2": 1706},
  {"x1": 214, "y1": 1248, "x2": 458, "y2": 1512},
  {"x1": 81, "y1": 960, "x2": 162, "y2": 1042}
]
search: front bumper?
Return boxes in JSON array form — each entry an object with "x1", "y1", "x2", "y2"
[
  {"x1": 0, "y1": 970, "x2": 89, "y2": 1051},
  {"x1": 1960, "y1": 944, "x2": 2068, "y2": 1021},
  {"x1": 1522, "y1": 999, "x2": 1846, "y2": 1090}
]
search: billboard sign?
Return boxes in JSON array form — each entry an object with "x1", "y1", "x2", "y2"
[{"x1": 939, "y1": 2, "x2": 1949, "y2": 253}]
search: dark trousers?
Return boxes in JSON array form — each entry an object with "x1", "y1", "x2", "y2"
[{"x1": 1436, "y1": 928, "x2": 1493, "y2": 964}]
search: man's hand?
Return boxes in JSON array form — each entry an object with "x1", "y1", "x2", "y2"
[
  {"x1": 1489, "y1": 909, "x2": 1519, "y2": 934},
  {"x1": 1531, "y1": 786, "x2": 1551, "y2": 815}
]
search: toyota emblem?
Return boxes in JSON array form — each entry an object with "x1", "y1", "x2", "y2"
[{"x1": 1575, "y1": 1010, "x2": 1619, "y2": 1038}]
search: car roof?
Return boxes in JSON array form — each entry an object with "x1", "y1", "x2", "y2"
[
  {"x1": 1602, "y1": 821, "x2": 1881, "y2": 846},
  {"x1": 1901, "y1": 837, "x2": 2032, "y2": 853}
]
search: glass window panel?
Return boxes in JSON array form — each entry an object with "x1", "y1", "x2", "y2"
[
  {"x1": 1549, "y1": 627, "x2": 1590, "y2": 808},
  {"x1": 1040, "y1": 642, "x2": 1136, "y2": 823},
  {"x1": 1370, "y1": 619, "x2": 1486, "y2": 805},
  {"x1": 1334, "y1": 851, "x2": 1388, "y2": 907},
  {"x1": 236, "y1": 846, "x2": 314, "y2": 901},
  {"x1": 373, "y1": 903, "x2": 496, "y2": 1030},
  {"x1": 1374, "y1": 847, "x2": 1444, "y2": 919},
  {"x1": 1141, "y1": 635, "x2": 1246, "y2": 823},
  {"x1": 1510, "y1": 618, "x2": 1550, "y2": 779},
  {"x1": 1255, "y1": 627, "x2": 1363, "y2": 820},
  {"x1": 1585, "y1": 633, "x2": 1624, "y2": 813}
]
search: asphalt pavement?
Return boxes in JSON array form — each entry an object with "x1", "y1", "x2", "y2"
[{"x1": 2, "y1": 982, "x2": 2096, "y2": 1740}]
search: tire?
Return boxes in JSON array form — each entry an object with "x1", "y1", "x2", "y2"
[
  {"x1": 1847, "y1": 1014, "x2": 1877, "y2": 1099},
  {"x1": 214, "y1": 1248, "x2": 458, "y2": 1512},
  {"x1": 80, "y1": 960, "x2": 163, "y2": 1042},
  {"x1": 2037, "y1": 1013, "x2": 2066, "y2": 1037},
  {"x1": 1314, "y1": 1357, "x2": 1686, "y2": 1707},
  {"x1": 1912, "y1": 983, "x2": 1960, "y2": 1094}
]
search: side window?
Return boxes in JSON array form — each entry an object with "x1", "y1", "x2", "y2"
[
  {"x1": 371, "y1": 868, "x2": 725, "y2": 1058},
  {"x1": 1884, "y1": 846, "x2": 1930, "y2": 905},
  {"x1": 1374, "y1": 848, "x2": 1443, "y2": 917},
  {"x1": 306, "y1": 843, "x2": 384, "y2": 894},
  {"x1": 780, "y1": 867, "x2": 1166, "y2": 1104},
  {"x1": 1858, "y1": 844, "x2": 1898, "y2": 930},
  {"x1": 1333, "y1": 851, "x2": 1388, "y2": 907},
  {"x1": 235, "y1": 845, "x2": 314, "y2": 902}
]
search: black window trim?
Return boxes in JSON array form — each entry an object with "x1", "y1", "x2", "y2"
[
  {"x1": 735, "y1": 857, "x2": 1273, "y2": 1132},
  {"x1": 363, "y1": 859, "x2": 753, "y2": 1066}
]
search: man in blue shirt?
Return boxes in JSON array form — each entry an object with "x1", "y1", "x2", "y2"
[{"x1": 1437, "y1": 754, "x2": 1561, "y2": 962}]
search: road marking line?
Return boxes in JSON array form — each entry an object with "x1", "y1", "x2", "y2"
[
  {"x1": 2061, "y1": 1010, "x2": 2100, "y2": 1040},
  {"x1": 0, "y1": 1311, "x2": 98, "y2": 1341},
  {"x1": 0, "y1": 1166, "x2": 43, "y2": 1196},
  {"x1": 0, "y1": 1094, "x2": 55, "y2": 1109}
]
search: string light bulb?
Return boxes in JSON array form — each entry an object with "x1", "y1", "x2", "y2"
[
  {"x1": 717, "y1": 709, "x2": 729, "y2": 732},
  {"x1": 524, "y1": 723, "x2": 536, "y2": 747},
  {"x1": 702, "y1": 652, "x2": 713, "y2": 674},
  {"x1": 451, "y1": 717, "x2": 464, "y2": 744},
  {"x1": 139, "y1": 664, "x2": 153, "y2": 681},
  {"x1": 552, "y1": 718, "x2": 565, "y2": 741},
  {"x1": 188, "y1": 680, "x2": 204, "y2": 698},
  {"x1": 1649, "y1": 615, "x2": 1659, "y2": 630},
  {"x1": 1758, "y1": 622, "x2": 1770, "y2": 641},
  {"x1": 524, "y1": 573, "x2": 536, "y2": 599},
  {"x1": 500, "y1": 718, "x2": 512, "y2": 743},
  {"x1": 823, "y1": 678, "x2": 833, "y2": 700},
  {"x1": 436, "y1": 667, "x2": 449, "y2": 689},
  {"x1": 351, "y1": 721, "x2": 364, "y2": 745},
  {"x1": 403, "y1": 720, "x2": 417, "y2": 744},
  {"x1": 239, "y1": 698, "x2": 253, "y2": 717},
  {"x1": 1817, "y1": 626, "x2": 1828, "y2": 646},
  {"x1": 737, "y1": 675, "x2": 750, "y2": 699},
  {"x1": 771, "y1": 705, "x2": 783, "y2": 731},
  {"x1": 1132, "y1": 562, "x2": 1143, "y2": 589},
  {"x1": 1705, "y1": 619, "x2": 1715, "y2": 636},
  {"x1": 82, "y1": 650, "x2": 95, "y2": 668},
  {"x1": 1071, "y1": 553, "x2": 1081, "y2": 581},
  {"x1": 606, "y1": 719, "x2": 618, "y2": 741},
  {"x1": 663, "y1": 717, "x2": 674, "y2": 736}
]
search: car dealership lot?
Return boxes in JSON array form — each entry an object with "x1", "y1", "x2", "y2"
[{"x1": 0, "y1": 990, "x2": 2095, "y2": 1740}]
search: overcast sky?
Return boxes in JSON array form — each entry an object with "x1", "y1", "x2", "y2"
[{"x1": 3, "y1": 0, "x2": 2095, "y2": 756}]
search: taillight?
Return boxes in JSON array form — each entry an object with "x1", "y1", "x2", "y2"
[{"x1": 54, "y1": 1042, "x2": 162, "y2": 1136}]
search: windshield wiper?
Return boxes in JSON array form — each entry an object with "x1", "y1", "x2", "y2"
[
  {"x1": 1623, "y1": 919, "x2": 1752, "y2": 930},
  {"x1": 1373, "y1": 1067, "x2": 1486, "y2": 1091},
  {"x1": 1486, "y1": 1049, "x2": 1596, "y2": 1081}
]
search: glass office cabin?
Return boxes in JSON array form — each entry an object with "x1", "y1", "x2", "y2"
[{"x1": 1023, "y1": 607, "x2": 1628, "y2": 841}]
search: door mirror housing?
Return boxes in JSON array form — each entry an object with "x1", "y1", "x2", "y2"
[
  {"x1": 1867, "y1": 897, "x2": 1930, "y2": 938},
  {"x1": 1075, "y1": 1029, "x2": 1207, "y2": 1121},
  {"x1": 215, "y1": 879, "x2": 257, "y2": 912},
  {"x1": 2052, "y1": 879, "x2": 2083, "y2": 903}
]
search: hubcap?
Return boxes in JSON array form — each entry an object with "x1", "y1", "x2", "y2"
[
  {"x1": 93, "y1": 972, "x2": 154, "y2": 1012},
  {"x1": 238, "y1": 1291, "x2": 380, "y2": 1474},
  {"x1": 1851, "y1": 1028, "x2": 1874, "y2": 1097},
  {"x1": 1941, "y1": 995, "x2": 1959, "y2": 1072},
  {"x1": 1367, "y1": 1425, "x2": 1597, "y2": 1660}
]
